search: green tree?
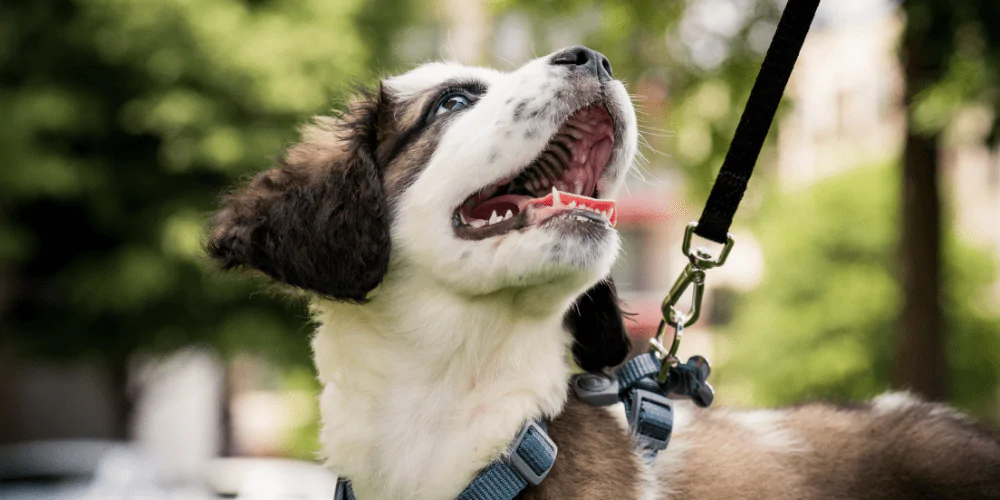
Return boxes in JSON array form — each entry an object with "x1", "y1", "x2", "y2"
[
  {"x1": 716, "y1": 165, "x2": 1000, "y2": 419},
  {"x1": 0, "y1": 0, "x2": 414, "y2": 437}
]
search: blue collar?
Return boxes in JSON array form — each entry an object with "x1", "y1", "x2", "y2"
[{"x1": 335, "y1": 419, "x2": 557, "y2": 500}]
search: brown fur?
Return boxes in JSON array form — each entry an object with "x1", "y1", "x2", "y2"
[
  {"x1": 205, "y1": 87, "x2": 441, "y2": 301},
  {"x1": 662, "y1": 396, "x2": 1000, "y2": 499}
]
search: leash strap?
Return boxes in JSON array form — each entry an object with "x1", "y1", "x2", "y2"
[
  {"x1": 694, "y1": 0, "x2": 821, "y2": 244},
  {"x1": 335, "y1": 420, "x2": 557, "y2": 500}
]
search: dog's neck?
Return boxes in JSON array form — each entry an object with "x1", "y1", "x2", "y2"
[{"x1": 311, "y1": 269, "x2": 584, "y2": 499}]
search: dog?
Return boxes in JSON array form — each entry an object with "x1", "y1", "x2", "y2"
[{"x1": 207, "y1": 46, "x2": 1000, "y2": 499}]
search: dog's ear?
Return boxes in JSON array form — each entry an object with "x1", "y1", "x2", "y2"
[
  {"x1": 566, "y1": 277, "x2": 632, "y2": 372},
  {"x1": 207, "y1": 90, "x2": 390, "y2": 302}
]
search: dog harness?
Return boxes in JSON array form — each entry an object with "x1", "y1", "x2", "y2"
[{"x1": 573, "y1": 352, "x2": 713, "y2": 459}]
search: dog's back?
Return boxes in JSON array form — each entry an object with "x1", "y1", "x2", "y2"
[{"x1": 528, "y1": 393, "x2": 1000, "y2": 500}]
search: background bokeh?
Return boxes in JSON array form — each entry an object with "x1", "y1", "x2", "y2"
[{"x1": 2, "y1": 0, "x2": 1000, "y2": 482}]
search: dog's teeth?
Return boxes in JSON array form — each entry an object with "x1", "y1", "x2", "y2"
[
  {"x1": 574, "y1": 180, "x2": 583, "y2": 194},
  {"x1": 550, "y1": 142, "x2": 572, "y2": 166},
  {"x1": 607, "y1": 208, "x2": 614, "y2": 220},
  {"x1": 568, "y1": 201, "x2": 577, "y2": 209},
  {"x1": 489, "y1": 211, "x2": 502, "y2": 225},
  {"x1": 551, "y1": 187, "x2": 561, "y2": 206},
  {"x1": 471, "y1": 219, "x2": 487, "y2": 228},
  {"x1": 504, "y1": 210, "x2": 513, "y2": 220},
  {"x1": 540, "y1": 157, "x2": 562, "y2": 178}
]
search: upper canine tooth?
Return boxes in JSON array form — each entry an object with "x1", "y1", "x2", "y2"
[{"x1": 607, "y1": 208, "x2": 614, "y2": 220}]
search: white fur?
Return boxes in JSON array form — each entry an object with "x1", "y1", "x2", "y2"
[
  {"x1": 728, "y1": 409, "x2": 809, "y2": 453},
  {"x1": 310, "y1": 52, "x2": 638, "y2": 499},
  {"x1": 872, "y1": 391, "x2": 921, "y2": 414}
]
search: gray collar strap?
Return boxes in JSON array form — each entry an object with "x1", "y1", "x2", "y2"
[{"x1": 335, "y1": 419, "x2": 557, "y2": 500}]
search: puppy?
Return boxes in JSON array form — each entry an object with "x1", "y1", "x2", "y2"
[{"x1": 207, "y1": 47, "x2": 1000, "y2": 499}]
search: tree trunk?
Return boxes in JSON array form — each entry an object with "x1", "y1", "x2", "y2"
[
  {"x1": 895, "y1": 10, "x2": 947, "y2": 400},
  {"x1": 896, "y1": 129, "x2": 946, "y2": 401}
]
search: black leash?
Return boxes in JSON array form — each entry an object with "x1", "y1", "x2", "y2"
[
  {"x1": 650, "y1": 0, "x2": 821, "y2": 383},
  {"x1": 695, "y1": 0, "x2": 822, "y2": 244}
]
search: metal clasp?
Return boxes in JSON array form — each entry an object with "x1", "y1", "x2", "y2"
[
  {"x1": 662, "y1": 264, "x2": 706, "y2": 329},
  {"x1": 650, "y1": 223, "x2": 735, "y2": 383},
  {"x1": 681, "y1": 222, "x2": 735, "y2": 270}
]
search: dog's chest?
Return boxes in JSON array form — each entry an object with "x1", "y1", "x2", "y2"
[
  {"x1": 321, "y1": 368, "x2": 567, "y2": 498},
  {"x1": 312, "y1": 314, "x2": 575, "y2": 499}
]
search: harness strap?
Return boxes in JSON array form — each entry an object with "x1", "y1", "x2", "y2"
[
  {"x1": 334, "y1": 419, "x2": 556, "y2": 500},
  {"x1": 334, "y1": 477, "x2": 355, "y2": 500},
  {"x1": 618, "y1": 354, "x2": 674, "y2": 457},
  {"x1": 694, "y1": 0, "x2": 821, "y2": 244}
]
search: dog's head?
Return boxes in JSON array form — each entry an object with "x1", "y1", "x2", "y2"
[{"x1": 208, "y1": 47, "x2": 637, "y2": 371}]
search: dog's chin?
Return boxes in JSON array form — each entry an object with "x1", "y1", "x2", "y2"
[{"x1": 402, "y1": 216, "x2": 619, "y2": 312}]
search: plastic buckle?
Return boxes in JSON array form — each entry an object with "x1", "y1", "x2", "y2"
[
  {"x1": 627, "y1": 389, "x2": 674, "y2": 452},
  {"x1": 571, "y1": 373, "x2": 620, "y2": 407},
  {"x1": 509, "y1": 421, "x2": 558, "y2": 485}
]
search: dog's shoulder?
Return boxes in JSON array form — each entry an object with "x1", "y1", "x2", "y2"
[{"x1": 525, "y1": 397, "x2": 645, "y2": 500}]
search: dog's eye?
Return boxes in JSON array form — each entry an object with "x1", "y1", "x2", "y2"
[{"x1": 434, "y1": 93, "x2": 471, "y2": 117}]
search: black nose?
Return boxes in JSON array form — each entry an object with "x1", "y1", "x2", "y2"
[{"x1": 550, "y1": 46, "x2": 613, "y2": 82}]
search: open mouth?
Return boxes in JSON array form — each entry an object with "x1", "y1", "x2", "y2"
[{"x1": 453, "y1": 104, "x2": 617, "y2": 240}]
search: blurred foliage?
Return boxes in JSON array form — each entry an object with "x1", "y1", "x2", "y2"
[
  {"x1": 0, "y1": 0, "x2": 414, "y2": 372},
  {"x1": 281, "y1": 366, "x2": 322, "y2": 461},
  {"x1": 903, "y1": 0, "x2": 1000, "y2": 143},
  {"x1": 716, "y1": 165, "x2": 1000, "y2": 418}
]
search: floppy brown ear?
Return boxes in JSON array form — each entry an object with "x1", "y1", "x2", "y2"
[
  {"x1": 566, "y1": 277, "x2": 632, "y2": 372},
  {"x1": 207, "y1": 92, "x2": 390, "y2": 302}
]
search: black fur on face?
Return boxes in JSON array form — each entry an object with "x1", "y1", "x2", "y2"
[
  {"x1": 206, "y1": 89, "x2": 391, "y2": 302},
  {"x1": 566, "y1": 277, "x2": 632, "y2": 372}
]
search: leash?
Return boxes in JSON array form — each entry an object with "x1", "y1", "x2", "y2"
[
  {"x1": 650, "y1": 0, "x2": 821, "y2": 379},
  {"x1": 336, "y1": 1, "x2": 820, "y2": 497},
  {"x1": 577, "y1": 0, "x2": 821, "y2": 460}
]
